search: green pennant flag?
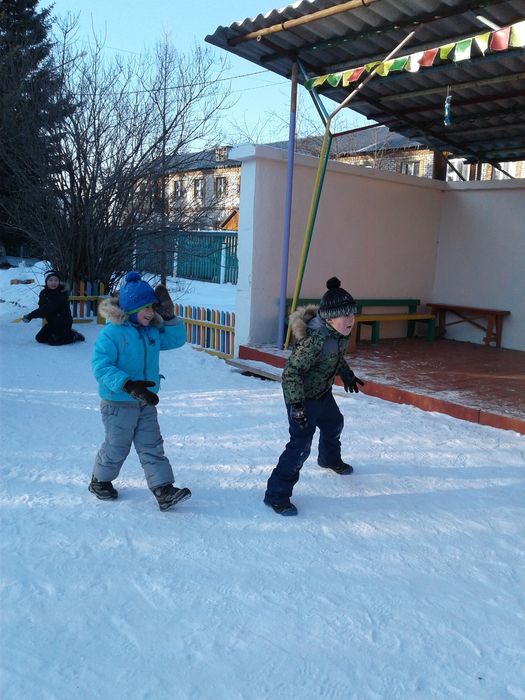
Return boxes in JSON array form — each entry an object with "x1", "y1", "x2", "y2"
[
  {"x1": 454, "y1": 38, "x2": 473, "y2": 62},
  {"x1": 439, "y1": 43, "x2": 455, "y2": 60},
  {"x1": 390, "y1": 56, "x2": 408, "y2": 72},
  {"x1": 510, "y1": 20, "x2": 525, "y2": 47},
  {"x1": 326, "y1": 72, "x2": 342, "y2": 87}
]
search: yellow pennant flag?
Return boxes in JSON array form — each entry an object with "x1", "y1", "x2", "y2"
[
  {"x1": 439, "y1": 43, "x2": 455, "y2": 60},
  {"x1": 510, "y1": 20, "x2": 525, "y2": 47},
  {"x1": 474, "y1": 32, "x2": 490, "y2": 54},
  {"x1": 376, "y1": 60, "x2": 394, "y2": 76},
  {"x1": 310, "y1": 75, "x2": 327, "y2": 89}
]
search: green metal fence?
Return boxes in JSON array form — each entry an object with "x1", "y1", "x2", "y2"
[
  {"x1": 175, "y1": 231, "x2": 238, "y2": 284},
  {"x1": 135, "y1": 229, "x2": 238, "y2": 284}
]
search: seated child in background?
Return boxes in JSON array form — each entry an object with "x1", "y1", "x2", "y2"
[
  {"x1": 23, "y1": 270, "x2": 84, "y2": 345},
  {"x1": 89, "y1": 271, "x2": 191, "y2": 512}
]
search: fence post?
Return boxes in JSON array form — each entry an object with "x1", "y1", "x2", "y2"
[{"x1": 220, "y1": 239, "x2": 227, "y2": 284}]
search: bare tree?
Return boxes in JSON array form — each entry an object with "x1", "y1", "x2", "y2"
[{"x1": 22, "y1": 21, "x2": 232, "y2": 291}]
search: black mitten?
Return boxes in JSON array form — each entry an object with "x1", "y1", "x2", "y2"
[
  {"x1": 289, "y1": 403, "x2": 308, "y2": 428},
  {"x1": 339, "y1": 365, "x2": 365, "y2": 393},
  {"x1": 154, "y1": 284, "x2": 175, "y2": 320},
  {"x1": 124, "y1": 380, "x2": 159, "y2": 405},
  {"x1": 22, "y1": 315, "x2": 31, "y2": 323}
]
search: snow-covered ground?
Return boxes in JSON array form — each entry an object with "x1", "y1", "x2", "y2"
[{"x1": 1, "y1": 263, "x2": 524, "y2": 700}]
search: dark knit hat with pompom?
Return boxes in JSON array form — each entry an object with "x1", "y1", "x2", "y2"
[
  {"x1": 118, "y1": 271, "x2": 158, "y2": 314},
  {"x1": 44, "y1": 270, "x2": 61, "y2": 284},
  {"x1": 318, "y1": 277, "x2": 356, "y2": 319}
]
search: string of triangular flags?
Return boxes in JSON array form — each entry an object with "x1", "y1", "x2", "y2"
[{"x1": 304, "y1": 20, "x2": 525, "y2": 90}]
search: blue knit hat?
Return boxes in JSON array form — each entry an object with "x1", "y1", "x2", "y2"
[{"x1": 118, "y1": 272, "x2": 158, "y2": 314}]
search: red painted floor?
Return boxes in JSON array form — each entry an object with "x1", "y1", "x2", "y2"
[{"x1": 238, "y1": 339, "x2": 525, "y2": 435}]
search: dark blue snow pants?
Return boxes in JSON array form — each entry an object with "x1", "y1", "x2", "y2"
[{"x1": 265, "y1": 391, "x2": 344, "y2": 503}]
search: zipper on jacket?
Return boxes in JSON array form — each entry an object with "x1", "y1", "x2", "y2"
[{"x1": 136, "y1": 326, "x2": 148, "y2": 379}]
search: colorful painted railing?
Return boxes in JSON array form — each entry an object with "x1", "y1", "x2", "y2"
[
  {"x1": 174, "y1": 304, "x2": 235, "y2": 359},
  {"x1": 69, "y1": 281, "x2": 106, "y2": 324}
]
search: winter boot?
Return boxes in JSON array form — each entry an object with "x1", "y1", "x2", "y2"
[
  {"x1": 88, "y1": 476, "x2": 118, "y2": 500},
  {"x1": 317, "y1": 459, "x2": 353, "y2": 475},
  {"x1": 263, "y1": 496, "x2": 298, "y2": 516},
  {"x1": 152, "y1": 484, "x2": 191, "y2": 512}
]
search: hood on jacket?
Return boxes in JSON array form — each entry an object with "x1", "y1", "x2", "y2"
[{"x1": 289, "y1": 304, "x2": 319, "y2": 342}]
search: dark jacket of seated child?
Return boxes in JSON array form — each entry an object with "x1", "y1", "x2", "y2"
[{"x1": 23, "y1": 270, "x2": 84, "y2": 345}]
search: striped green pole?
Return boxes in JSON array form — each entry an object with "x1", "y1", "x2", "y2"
[{"x1": 285, "y1": 122, "x2": 332, "y2": 348}]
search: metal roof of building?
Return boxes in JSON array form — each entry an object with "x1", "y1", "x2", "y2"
[
  {"x1": 268, "y1": 124, "x2": 426, "y2": 155},
  {"x1": 206, "y1": 0, "x2": 525, "y2": 164}
]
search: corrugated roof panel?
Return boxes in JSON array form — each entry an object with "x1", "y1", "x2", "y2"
[{"x1": 206, "y1": 1, "x2": 525, "y2": 162}]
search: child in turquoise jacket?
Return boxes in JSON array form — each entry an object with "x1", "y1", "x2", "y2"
[{"x1": 89, "y1": 271, "x2": 191, "y2": 512}]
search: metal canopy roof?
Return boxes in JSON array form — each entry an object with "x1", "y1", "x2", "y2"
[{"x1": 206, "y1": 0, "x2": 525, "y2": 164}]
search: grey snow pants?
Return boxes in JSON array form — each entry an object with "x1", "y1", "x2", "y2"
[{"x1": 93, "y1": 400, "x2": 174, "y2": 490}]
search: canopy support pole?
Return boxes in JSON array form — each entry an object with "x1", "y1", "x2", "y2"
[
  {"x1": 277, "y1": 61, "x2": 298, "y2": 349},
  {"x1": 284, "y1": 30, "x2": 416, "y2": 348}
]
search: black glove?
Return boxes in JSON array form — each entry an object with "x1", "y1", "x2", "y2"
[
  {"x1": 154, "y1": 284, "x2": 175, "y2": 321},
  {"x1": 123, "y1": 380, "x2": 159, "y2": 406},
  {"x1": 339, "y1": 365, "x2": 365, "y2": 393},
  {"x1": 289, "y1": 403, "x2": 308, "y2": 428},
  {"x1": 22, "y1": 315, "x2": 31, "y2": 323}
]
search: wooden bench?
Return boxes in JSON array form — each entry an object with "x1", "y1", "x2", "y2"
[
  {"x1": 348, "y1": 311, "x2": 435, "y2": 351},
  {"x1": 286, "y1": 298, "x2": 435, "y2": 351},
  {"x1": 427, "y1": 303, "x2": 510, "y2": 348}
]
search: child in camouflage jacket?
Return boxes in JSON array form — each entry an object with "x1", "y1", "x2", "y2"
[{"x1": 264, "y1": 277, "x2": 364, "y2": 516}]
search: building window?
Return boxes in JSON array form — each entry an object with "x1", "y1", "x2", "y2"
[
  {"x1": 215, "y1": 176, "x2": 227, "y2": 198},
  {"x1": 446, "y1": 158, "x2": 470, "y2": 181},
  {"x1": 193, "y1": 178, "x2": 204, "y2": 200},
  {"x1": 173, "y1": 180, "x2": 183, "y2": 198},
  {"x1": 492, "y1": 162, "x2": 514, "y2": 180},
  {"x1": 215, "y1": 146, "x2": 228, "y2": 162},
  {"x1": 400, "y1": 160, "x2": 420, "y2": 176}
]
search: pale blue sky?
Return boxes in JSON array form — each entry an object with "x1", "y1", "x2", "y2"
[{"x1": 43, "y1": 0, "x2": 366, "y2": 142}]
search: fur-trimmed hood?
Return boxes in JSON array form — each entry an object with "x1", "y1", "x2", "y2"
[
  {"x1": 98, "y1": 297, "x2": 163, "y2": 327},
  {"x1": 288, "y1": 304, "x2": 321, "y2": 341}
]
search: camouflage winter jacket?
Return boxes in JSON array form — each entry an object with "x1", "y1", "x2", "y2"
[{"x1": 282, "y1": 305, "x2": 353, "y2": 404}]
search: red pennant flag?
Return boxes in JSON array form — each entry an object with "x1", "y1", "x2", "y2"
[
  {"x1": 419, "y1": 48, "x2": 439, "y2": 67},
  {"x1": 342, "y1": 66, "x2": 365, "y2": 86},
  {"x1": 490, "y1": 27, "x2": 511, "y2": 51}
]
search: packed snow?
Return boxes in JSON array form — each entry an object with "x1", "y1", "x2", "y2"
[{"x1": 1, "y1": 262, "x2": 524, "y2": 700}]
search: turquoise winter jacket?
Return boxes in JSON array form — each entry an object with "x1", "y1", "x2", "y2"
[{"x1": 92, "y1": 297, "x2": 186, "y2": 402}]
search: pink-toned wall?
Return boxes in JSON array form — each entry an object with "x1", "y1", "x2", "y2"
[
  {"x1": 433, "y1": 181, "x2": 525, "y2": 349},
  {"x1": 233, "y1": 145, "x2": 524, "y2": 350}
]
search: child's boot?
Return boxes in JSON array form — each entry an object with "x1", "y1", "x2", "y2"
[
  {"x1": 88, "y1": 476, "x2": 118, "y2": 500},
  {"x1": 263, "y1": 496, "x2": 298, "y2": 516},
  {"x1": 317, "y1": 459, "x2": 353, "y2": 475},
  {"x1": 152, "y1": 484, "x2": 191, "y2": 511}
]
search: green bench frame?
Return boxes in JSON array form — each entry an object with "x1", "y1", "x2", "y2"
[{"x1": 286, "y1": 298, "x2": 435, "y2": 348}]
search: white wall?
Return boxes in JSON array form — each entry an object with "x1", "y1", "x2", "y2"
[
  {"x1": 232, "y1": 145, "x2": 525, "y2": 351},
  {"x1": 432, "y1": 180, "x2": 525, "y2": 349}
]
